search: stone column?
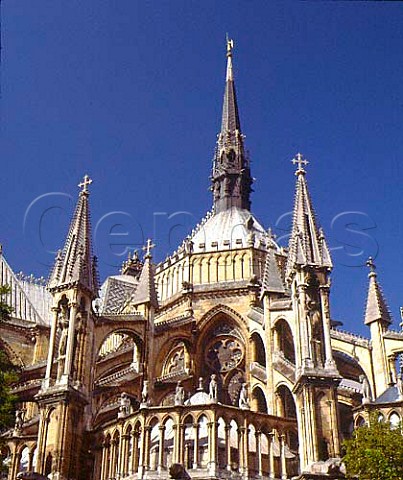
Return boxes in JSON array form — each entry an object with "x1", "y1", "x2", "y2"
[
  {"x1": 158, "y1": 426, "x2": 165, "y2": 472},
  {"x1": 100, "y1": 441, "x2": 107, "y2": 480},
  {"x1": 297, "y1": 283, "x2": 313, "y2": 369},
  {"x1": 192, "y1": 423, "x2": 199, "y2": 469},
  {"x1": 63, "y1": 301, "x2": 78, "y2": 380},
  {"x1": 178, "y1": 423, "x2": 185, "y2": 465},
  {"x1": 268, "y1": 430, "x2": 276, "y2": 480},
  {"x1": 28, "y1": 449, "x2": 34, "y2": 472},
  {"x1": 131, "y1": 431, "x2": 139, "y2": 474},
  {"x1": 172, "y1": 424, "x2": 179, "y2": 464},
  {"x1": 143, "y1": 426, "x2": 151, "y2": 471},
  {"x1": 208, "y1": 421, "x2": 218, "y2": 474},
  {"x1": 109, "y1": 439, "x2": 117, "y2": 479},
  {"x1": 255, "y1": 430, "x2": 263, "y2": 477},
  {"x1": 120, "y1": 433, "x2": 129, "y2": 477},
  {"x1": 319, "y1": 285, "x2": 335, "y2": 368},
  {"x1": 242, "y1": 425, "x2": 249, "y2": 476},
  {"x1": 280, "y1": 434, "x2": 287, "y2": 480},
  {"x1": 9, "y1": 449, "x2": 19, "y2": 480},
  {"x1": 137, "y1": 426, "x2": 146, "y2": 476},
  {"x1": 43, "y1": 306, "x2": 60, "y2": 386},
  {"x1": 238, "y1": 426, "x2": 245, "y2": 472},
  {"x1": 225, "y1": 424, "x2": 231, "y2": 471}
]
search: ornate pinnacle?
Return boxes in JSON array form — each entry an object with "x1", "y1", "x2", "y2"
[
  {"x1": 292, "y1": 153, "x2": 309, "y2": 175},
  {"x1": 225, "y1": 35, "x2": 234, "y2": 82},
  {"x1": 78, "y1": 174, "x2": 92, "y2": 194}
]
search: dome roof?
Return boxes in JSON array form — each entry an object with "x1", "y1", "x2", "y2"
[{"x1": 189, "y1": 207, "x2": 268, "y2": 253}]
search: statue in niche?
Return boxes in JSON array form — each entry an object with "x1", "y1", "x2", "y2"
[
  {"x1": 307, "y1": 299, "x2": 324, "y2": 367},
  {"x1": 208, "y1": 374, "x2": 218, "y2": 403},
  {"x1": 174, "y1": 381, "x2": 185, "y2": 406},
  {"x1": 57, "y1": 315, "x2": 69, "y2": 380},
  {"x1": 359, "y1": 375, "x2": 371, "y2": 404},
  {"x1": 238, "y1": 383, "x2": 250, "y2": 409},
  {"x1": 58, "y1": 324, "x2": 68, "y2": 358}
]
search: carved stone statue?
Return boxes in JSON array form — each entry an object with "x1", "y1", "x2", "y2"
[
  {"x1": 14, "y1": 409, "x2": 24, "y2": 432},
  {"x1": 306, "y1": 300, "x2": 323, "y2": 366},
  {"x1": 141, "y1": 380, "x2": 150, "y2": 407},
  {"x1": 397, "y1": 374, "x2": 403, "y2": 400},
  {"x1": 359, "y1": 375, "x2": 371, "y2": 404},
  {"x1": 174, "y1": 381, "x2": 185, "y2": 406},
  {"x1": 209, "y1": 374, "x2": 218, "y2": 403},
  {"x1": 58, "y1": 320, "x2": 69, "y2": 357},
  {"x1": 183, "y1": 237, "x2": 194, "y2": 254},
  {"x1": 118, "y1": 392, "x2": 131, "y2": 418},
  {"x1": 238, "y1": 383, "x2": 250, "y2": 409}
]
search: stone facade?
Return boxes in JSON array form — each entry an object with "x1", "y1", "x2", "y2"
[{"x1": 1, "y1": 40, "x2": 403, "y2": 480}]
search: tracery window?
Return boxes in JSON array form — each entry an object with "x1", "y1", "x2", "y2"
[{"x1": 163, "y1": 343, "x2": 186, "y2": 376}]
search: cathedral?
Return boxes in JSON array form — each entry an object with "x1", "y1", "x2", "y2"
[{"x1": 1, "y1": 39, "x2": 403, "y2": 480}]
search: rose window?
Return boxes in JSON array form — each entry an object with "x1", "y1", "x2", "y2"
[{"x1": 205, "y1": 337, "x2": 243, "y2": 373}]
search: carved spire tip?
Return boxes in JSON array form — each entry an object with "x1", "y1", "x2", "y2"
[
  {"x1": 78, "y1": 174, "x2": 92, "y2": 194},
  {"x1": 366, "y1": 256, "x2": 377, "y2": 276},
  {"x1": 292, "y1": 153, "x2": 309, "y2": 175}
]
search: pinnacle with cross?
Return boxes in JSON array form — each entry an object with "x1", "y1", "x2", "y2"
[
  {"x1": 78, "y1": 174, "x2": 92, "y2": 193},
  {"x1": 366, "y1": 256, "x2": 376, "y2": 274},
  {"x1": 142, "y1": 238, "x2": 156, "y2": 258},
  {"x1": 226, "y1": 34, "x2": 234, "y2": 57},
  {"x1": 292, "y1": 153, "x2": 309, "y2": 174}
]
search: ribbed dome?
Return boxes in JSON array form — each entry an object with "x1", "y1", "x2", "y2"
[{"x1": 190, "y1": 207, "x2": 268, "y2": 253}]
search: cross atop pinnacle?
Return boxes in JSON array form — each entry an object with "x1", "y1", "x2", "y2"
[
  {"x1": 78, "y1": 174, "x2": 92, "y2": 194},
  {"x1": 226, "y1": 34, "x2": 234, "y2": 57},
  {"x1": 225, "y1": 35, "x2": 234, "y2": 82},
  {"x1": 142, "y1": 239, "x2": 155, "y2": 258},
  {"x1": 366, "y1": 256, "x2": 376, "y2": 275},
  {"x1": 292, "y1": 153, "x2": 309, "y2": 175}
]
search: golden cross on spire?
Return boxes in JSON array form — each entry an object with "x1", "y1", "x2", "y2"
[
  {"x1": 142, "y1": 238, "x2": 156, "y2": 258},
  {"x1": 226, "y1": 34, "x2": 234, "y2": 57},
  {"x1": 78, "y1": 174, "x2": 92, "y2": 193},
  {"x1": 292, "y1": 153, "x2": 309, "y2": 174}
]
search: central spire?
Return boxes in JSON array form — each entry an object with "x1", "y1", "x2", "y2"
[{"x1": 211, "y1": 37, "x2": 253, "y2": 214}]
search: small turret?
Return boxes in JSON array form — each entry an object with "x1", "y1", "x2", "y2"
[
  {"x1": 364, "y1": 257, "x2": 392, "y2": 328},
  {"x1": 364, "y1": 257, "x2": 392, "y2": 396}
]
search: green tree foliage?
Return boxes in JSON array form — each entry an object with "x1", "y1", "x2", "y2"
[
  {"x1": 343, "y1": 412, "x2": 403, "y2": 480},
  {"x1": 0, "y1": 284, "x2": 18, "y2": 434},
  {"x1": 0, "y1": 285, "x2": 12, "y2": 322}
]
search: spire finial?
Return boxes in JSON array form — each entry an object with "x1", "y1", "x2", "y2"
[
  {"x1": 78, "y1": 174, "x2": 92, "y2": 194},
  {"x1": 292, "y1": 153, "x2": 309, "y2": 175},
  {"x1": 226, "y1": 34, "x2": 234, "y2": 57},
  {"x1": 366, "y1": 256, "x2": 377, "y2": 276},
  {"x1": 225, "y1": 35, "x2": 234, "y2": 81},
  {"x1": 142, "y1": 238, "x2": 155, "y2": 259}
]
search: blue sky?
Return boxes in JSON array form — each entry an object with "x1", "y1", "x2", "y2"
[{"x1": 2, "y1": 1, "x2": 403, "y2": 336}]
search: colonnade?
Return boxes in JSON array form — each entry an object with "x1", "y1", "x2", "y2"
[{"x1": 99, "y1": 406, "x2": 298, "y2": 479}]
